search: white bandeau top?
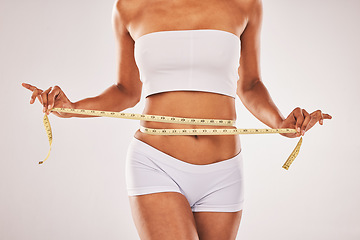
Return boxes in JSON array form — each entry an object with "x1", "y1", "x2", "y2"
[{"x1": 134, "y1": 29, "x2": 241, "y2": 98}]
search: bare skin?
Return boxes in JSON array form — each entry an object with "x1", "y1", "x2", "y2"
[{"x1": 22, "y1": 0, "x2": 332, "y2": 239}]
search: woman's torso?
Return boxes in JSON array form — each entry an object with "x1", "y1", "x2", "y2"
[{"x1": 120, "y1": 0, "x2": 253, "y2": 165}]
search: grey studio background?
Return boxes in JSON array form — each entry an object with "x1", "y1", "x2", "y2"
[{"x1": 1, "y1": 0, "x2": 359, "y2": 239}]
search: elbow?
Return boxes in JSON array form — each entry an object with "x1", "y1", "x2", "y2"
[
  {"x1": 237, "y1": 78, "x2": 261, "y2": 96},
  {"x1": 126, "y1": 87, "x2": 142, "y2": 107},
  {"x1": 129, "y1": 94, "x2": 141, "y2": 107},
  {"x1": 114, "y1": 83, "x2": 141, "y2": 108}
]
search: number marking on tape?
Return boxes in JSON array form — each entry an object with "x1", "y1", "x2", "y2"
[{"x1": 38, "y1": 108, "x2": 303, "y2": 170}]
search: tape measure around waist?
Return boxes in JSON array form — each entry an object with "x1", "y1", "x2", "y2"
[{"x1": 39, "y1": 107, "x2": 303, "y2": 170}]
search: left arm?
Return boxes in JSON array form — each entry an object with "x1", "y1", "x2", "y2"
[
  {"x1": 237, "y1": 0, "x2": 332, "y2": 138},
  {"x1": 237, "y1": 0, "x2": 284, "y2": 129}
]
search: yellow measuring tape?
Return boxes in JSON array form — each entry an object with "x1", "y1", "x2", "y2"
[{"x1": 40, "y1": 107, "x2": 303, "y2": 170}]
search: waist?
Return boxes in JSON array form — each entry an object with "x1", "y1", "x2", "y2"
[
  {"x1": 135, "y1": 91, "x2": 240, "y2": 164},
  {"x1": 141, "y1": 91, "x2": 237, "y2": 129}
]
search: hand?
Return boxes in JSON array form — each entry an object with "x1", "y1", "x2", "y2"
[
  {"x1": 279, "y1": 107, "x2": 332, "y2": 138},
  {"x1": 22, "y1": 83, "x2": 74, "y2": 118}
]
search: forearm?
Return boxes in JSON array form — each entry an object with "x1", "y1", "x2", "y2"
[
  {"x1": 238, "y1": 81, "x2": 285, "y2": 129},
  {"x1": 69, "y1": 84, "x2": 139, "y2": 118}
]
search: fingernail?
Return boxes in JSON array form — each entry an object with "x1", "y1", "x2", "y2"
[
  {"x1": 301, "y1": 130, "x2": 305, "y2": 136},
  {"x1": 297, "y1": 127, "x2": 300, "y2": 132}
]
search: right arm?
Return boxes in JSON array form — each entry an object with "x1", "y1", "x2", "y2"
[{"x1": 22, "y1": 0, "x2": 142, "y2": 118}]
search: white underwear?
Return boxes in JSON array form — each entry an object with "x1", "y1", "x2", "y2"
[{"x1": 125, "y1": 136, "x2": 245, "y2": 212}]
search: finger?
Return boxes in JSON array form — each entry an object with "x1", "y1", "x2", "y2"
[
  {"x1": 317, "y1": 110, "x2": 324, "y2": 125},
  {"x1": 37, "y1": 94, "x2": 44, "y2": 105},
  {"x1": 293, "y1": 107, "x2": 304, "y2": 136},
  {"x1": 30, "y1": 88, "x2": 43, "y2": 104},
  {"x1": 300, "y1": 109, "x2": 311, "y2": 136},
  {"x1": 323, "y1": 113, "x2": 332, "y2": 120},
  {"x1": 304, "y1": 110, "x2": 328, "y2": 131},
  {"x1": 319, "y1": 112, "x2": 333, "y2": 125},
  {"x1": 304, "y1": 117, "x2": 318, "y2": 132},
  {"x1": 40, "y1": 87, "x2": 52, "y2": 112},
  {"x1": 47, "y1": 86, "x2": 61, "y2": 114},
  {"x1": 310, "y1": 110, "x2": 324, "y2": 125},
  {"x1": 22, "y1": 83, "x2": 38, "y2": 91}
]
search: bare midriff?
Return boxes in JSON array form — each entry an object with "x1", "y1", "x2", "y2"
[{"x1": 134, "y1": 91, "x2": 241, "y2": 165}]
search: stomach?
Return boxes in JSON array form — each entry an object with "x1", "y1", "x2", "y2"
[{"x1": 134, "y1": 91, "x2": 242, "y2": 165}]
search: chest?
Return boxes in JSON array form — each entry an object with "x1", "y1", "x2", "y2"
[{"x1": 125, "y1": 0, "x2": 249, "y2": 40}]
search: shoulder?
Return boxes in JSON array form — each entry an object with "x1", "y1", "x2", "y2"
[
  {"x1": 113, "y1": 0, "x2": 145, "y2": 32},
  {"x1": 113, "y1": 0, "x2": 145, "y2": 15},
  {"x1": 233, "y1": 0, "x2": 262, "y2": 20},
  {"x1": 250, "y1": 0, "x2": 263, "y2": 17},
  {"x1": 237, "y1": 0, "x2": 263, "y2": 27}
]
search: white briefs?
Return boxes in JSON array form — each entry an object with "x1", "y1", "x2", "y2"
[{"x1": 125, "y1": 136, "x2": 245, "y2": 212}]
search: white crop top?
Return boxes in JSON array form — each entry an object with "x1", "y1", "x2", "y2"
[{"x1": 134, "y1": 29, "x2": 241, "y2": 98}]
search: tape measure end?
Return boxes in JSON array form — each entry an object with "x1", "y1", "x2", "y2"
[{"x1": 39, "y1": 161, "x2": 43, "y2": 165}]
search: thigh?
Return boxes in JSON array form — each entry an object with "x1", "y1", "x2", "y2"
[
  {"x1": 129, "y1": 192, "x2": 199, "y2": 240},
  {"x1": 193, "y1": 211, "x2": 242, "y2": 240}
]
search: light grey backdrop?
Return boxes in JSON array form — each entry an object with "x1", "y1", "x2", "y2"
[{"x1": 1, "y1": 0, "x2": 359, "y2": 239}]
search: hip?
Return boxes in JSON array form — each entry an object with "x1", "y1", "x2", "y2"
[{"x1": 133, "y1": 128, "x2": 241, "y2": 165}]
